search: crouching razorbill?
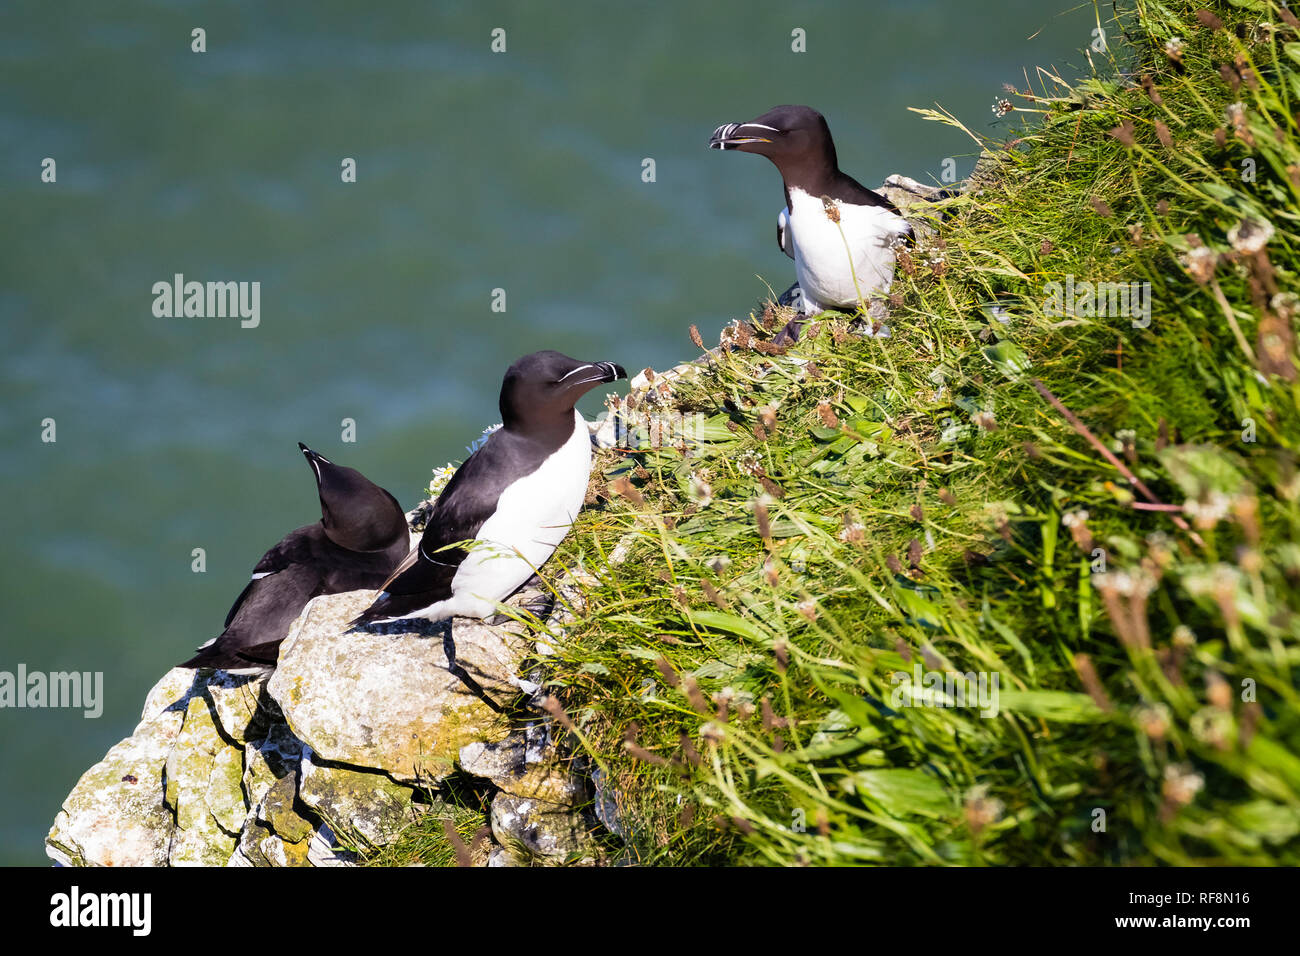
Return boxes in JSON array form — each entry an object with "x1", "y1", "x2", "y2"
[
  {"x1": 709, "y1": 104, "x2": 912, "y2": 329},
  {"x1": 349, "y1": 351, "x2": 625, "y2": 629},
  {"x1": 181, "y1": 443, "x2": 410, "y2": 670}
]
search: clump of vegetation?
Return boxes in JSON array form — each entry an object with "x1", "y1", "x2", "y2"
[
  {"x1": 360, "y1": 777, "x2": 491, "y2": 867},
  {"x1": 543, "y1": 0, "x2": 1300, "y2": 865}
]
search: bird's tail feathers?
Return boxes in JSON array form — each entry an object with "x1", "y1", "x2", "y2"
[
  {"x1": 347, "y1": 593, "x2": 395, "y2": 630},
  {"x1": 181, "y1": 639, "x2": 272, "y2": 673}
]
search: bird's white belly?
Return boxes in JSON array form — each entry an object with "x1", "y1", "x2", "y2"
[
  {"x1": 787, "y1": 188, "x2": 909, "y2": 313},
  {"x1": 448, "y1": 409, "x2": 591, "y2": 615}
]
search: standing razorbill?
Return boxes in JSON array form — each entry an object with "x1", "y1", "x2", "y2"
[
  {"x1": 181, "y1": 443, "x2": 410, "y2": 670},
  {"x1": 709, "y1": 105, "x2": 912, "y2": 324},
  {"x1": 349, "y1": 351, "x2": 625, "y2": 628}
]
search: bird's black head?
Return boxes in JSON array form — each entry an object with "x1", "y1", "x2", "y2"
[
  {"x1": 499, "y1": 351, "x2": 626, "y2": 439},
  {"x1": 297, "y1": 443, "x2": 407, "y2": 552},
  {"x1": 709, "y1": 105, "x2": 838, "y2": 187}
]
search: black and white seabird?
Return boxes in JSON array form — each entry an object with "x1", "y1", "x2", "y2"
[
  {"x1": 709, "y1": 104, "x2": 912, "y2": 324},
  {"x1": 181, "y1": 443, "x2": 410, "y2": 670},
  {"x1": 349, "y1": 351, "x2": 626, "y2": 629}
]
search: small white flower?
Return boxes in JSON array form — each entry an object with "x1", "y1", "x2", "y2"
[
  {"x1": 984, "y1": 502, "x2": 1010, "y2": 526},
  {"x1": 466, "y1": 422, "x2": 503, "y2": 456},
  {"x1": 427, "y1": 464, "x2": 457, "y2": 497},
  {"x1": 1129, "y1": 568, "x2": 1157, "y2": 598},
  {"x1": 964, "y1": 784, "x2": 1005, "y2": 829},
  {"x1": 920, "y1": 246, "x2": 947, "y2": 267},
  {"x1": 1098, "y1": 567, "x2": 1156, "y2": 599},
  {"x1": 1097, "y1": 570, "x2": 1134, "y2": 595},
  {"x1": 1211, "y1": 563, "x2": 1242, "y2": 595},
  {"x1": 1271, "y1": 292, "x2": 1298, "y2": 320},
  {"x1": 690, "y1": 473, "x2": 713, "y2": 507},
  {"x1": 1227, "y1": 217, "x2": 1274, "y2": 255},
  {"x1": 1164, "y1": 36, "x2": 1185, "y2": 60},
  {"x1": 1134, "y1": 704, "x2": 1170, "y2": 739},
  {"x1": 1162, "y1": 763, "x2": 1204, "y2": 805},
  {"x1": 1062, "y1": 510, "x2": 1090, "y2": 528},
  {"x1": 738, "y1": 451, "x2": 764, "y2": 477},
  {"x1": 1181, "y1": 245, "x2": 1217, "y2": 284},
  {"x1": 1183, "y1": 490, "x2": 1231, "y2": 529},
  {"x1": 992, "y1": 98, "x2": 1013, "y2": 118}
]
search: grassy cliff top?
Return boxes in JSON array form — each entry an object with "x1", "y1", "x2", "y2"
[{"x1": 538, "y1": 0, "x2": 1300, "y2": 866}]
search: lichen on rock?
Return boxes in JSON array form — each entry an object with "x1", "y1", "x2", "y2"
[
  {"x1": 460, "y1": 723, "x2": 586, "y2": 807},
  {"x1": 297, "y1": 745, "x2": 421, "y2": 847},
  {"x1": 46, "y1": 710, "x2": 183, "y2": 867},
  {"x1": 266, "y1": 590, "x2": 519, "y2": 784},
  {"x1": 165, "y1": 695, "x2": 242, "y2": 865},
  {"x1": 49, "y1": 542, "x2": 621, "y2": 867},
  {"x1": 490, "y1": 793, "x2": 601, "y2": 865}
]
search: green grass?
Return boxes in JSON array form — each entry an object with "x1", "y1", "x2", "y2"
[
  {"x1": 359, "y1": 777, "x2": 491, "y2": 867},
  {"x1": 535, "y1": 0, "x2": 1300, "y2": 865}
]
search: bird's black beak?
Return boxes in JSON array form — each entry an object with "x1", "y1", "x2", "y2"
[
  {"x1": 558, "y1": 361, "x2": 626, "y2": 401},
  {"x1": 297, "y1": 442, "x2": 332, "y2": 479},
  {"x1": 709, "y1": 121, "x2": 774, "y2": 150},
  {"x1": 596, "y1": 361, "x2": 627, "y2": 383}
]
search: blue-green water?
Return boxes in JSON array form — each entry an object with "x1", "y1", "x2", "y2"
[{"x1": 0, "y1": 0, "x2": 1095, "y2": 864}]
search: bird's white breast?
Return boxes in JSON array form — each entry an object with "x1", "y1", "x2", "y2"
[
  {"x1": 449, "y1": 409, "x2": 591, "y2": 614},
  {"x1": 786, "y1": 186, "x2": 910, "y2": 314}
]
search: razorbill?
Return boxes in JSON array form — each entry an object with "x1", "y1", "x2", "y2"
[
  {"x1": 709, "y1": 104, "x2": 912, "y2": 323},
  {"x1": 349, "y1": 351, "x2": 626, "y2": 629},
  {"x1": 181, "y1": 443, "x2": 410, "y2": 670}
]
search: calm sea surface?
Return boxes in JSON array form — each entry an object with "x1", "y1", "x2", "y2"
[{"x1": 0, "y1": 0, "x2": 1095, "y2": 863}]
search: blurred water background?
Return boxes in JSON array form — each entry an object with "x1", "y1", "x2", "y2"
[{"x1": 0, "y1": 0, "x2": 1096, "y2": 863}]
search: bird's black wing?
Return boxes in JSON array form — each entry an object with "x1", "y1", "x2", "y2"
[
  {"x1": 189, "y1": 525, "x2": 335, "y2": 668},
  {"x1": 828, "y1": 173, "x2": 902, "y2": 215},
  {"x1": 221, "y1": 580, "x2": 256, "y2": 631},
  {"x1": 219, "y1": 526, "x2": 319, "y2": 628},
  {"x1": 183, "y1": 560, "x2": 326, "y2": 669},
  {"x1": 190, "y1": 523, "x2": 409, "y2": 668},
  {"x1": 348, "y1": 431, "x2": 546, "y2": 627},
  {"x1": 234, "y1": 639, "x2": 285, "y2": 667}
]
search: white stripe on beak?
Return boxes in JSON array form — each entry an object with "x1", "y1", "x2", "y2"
[{"x1": 557, "y1": 364, "x2": 594, "y2": 382}]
